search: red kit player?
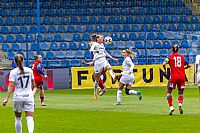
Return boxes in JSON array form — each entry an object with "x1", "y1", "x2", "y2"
[
  {"x1": 32, "y1": 55, "x2": 48, "y2": 106},
  {"x1": 163, "y1": 44, "x2": 191, "y2": 115}
]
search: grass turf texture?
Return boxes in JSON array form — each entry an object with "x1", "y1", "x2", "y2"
[{"x1": 0, "y1": 86, "x2": 200, "y2": 133}]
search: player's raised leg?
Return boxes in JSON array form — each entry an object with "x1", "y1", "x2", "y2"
[{"x1": 125, "y1": 84, "x2": 142, "y2": 101}]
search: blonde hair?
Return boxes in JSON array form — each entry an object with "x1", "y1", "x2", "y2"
[{"x1": 125, "y1": 48, "x2": 136, "y2": 58}]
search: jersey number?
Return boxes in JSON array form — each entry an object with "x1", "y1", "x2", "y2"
[
  {"x1": 18, "y1": 76, "x2": 30, "y2": 88},
  {"x1": 173, "y1": 56, "x2": 182, "y2": 67}
]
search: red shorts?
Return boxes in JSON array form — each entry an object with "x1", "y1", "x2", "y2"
[
  {"x1": 168, "y1": 79, "x2": 185, "y2": 90},
  {"x1": 35, "y1": 78, "x2": 43, "y2": 88}
]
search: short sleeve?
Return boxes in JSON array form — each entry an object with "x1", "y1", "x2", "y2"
[
  {"x1": 30, "y1": 69, "x2": 34, "y2": 80},
  {"x1": 9, "y1": 70, "x2": 15, "y2": 82},
  {"x1": 164, "y1": 57, "x2": 169, "y2": 63},
  {"x1": 195, "y1": 55, "x2": 200, "y2": 64}
]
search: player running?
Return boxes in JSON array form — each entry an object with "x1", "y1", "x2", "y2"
[
  {"x1": 2, "y1": 54, "x2": 37, "y2": 133},
  {"x1": 32, "y1": 55, "x2": 48, "y2": 106},
  {"x1": 115, "y1": 49, "x2": 142, "y2": 105},
  {"x1": 163, "y1": 44, "x2": 191, "y2": 115},
  {"x1": 90, "y1": 34, "x2": 118, "y2": 99},
  {"x1": 195, "y1": 54, "x2": 200, "y2": 101}
]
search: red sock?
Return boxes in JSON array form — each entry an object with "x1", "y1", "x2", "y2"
[
  {"x1": 98, "y1": 79, "x2": 104, "y2": 89},
  {"x1": 40, "y1": 96, "x2": 44, "y2": 103},
  {"x1": 178, "y1": 95, "x2": 183, "y2": 104},
  {"x1": 167, "y1": 95, "x2": 173, "y2": 107}
]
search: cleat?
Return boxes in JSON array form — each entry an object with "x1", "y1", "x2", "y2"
[
  {"x1": 114, "y1": 102, "x2": 121, "y2": 106},
  {"x1": 169, "y1": 106, "x2": 174, "y2": 115},
  {"x1": 179, "y1": 106, "x2": 183, "y2": 114},
  {"x1": 137, "y1": 91, "x2": 142, "y2": 101},
  {"x1": 93, "y1": 93, "x2": 97, "y2": 100},
  {"x1": 41, "y1": 102, "x2": 47, "y2": 106},
  {"x1": 99, "y1": 88, "x2": 107, "y2": 96}
]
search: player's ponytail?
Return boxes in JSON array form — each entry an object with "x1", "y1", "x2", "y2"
[
  {"x1": 172, "y1": 44, "x2": 179, "y2": 53},
  {"x1": 125, "y1": 48, "x2": 136, "y2": 58},
  {"x1": 14, "y1": 54, "x2": 24, "y2": 74}
]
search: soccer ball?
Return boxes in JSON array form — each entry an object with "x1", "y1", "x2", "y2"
[{"x1": 104, "y1": 36, "x2": 113, "y2": 44}]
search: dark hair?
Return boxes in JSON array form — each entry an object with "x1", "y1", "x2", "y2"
[
  {"x1": 91, "y1": 34, "x2": 97, "y2": 41},
  {"x1": 14, "y1": 54, "x2": 24, "y2": 74},
  {"x1": 172, "y1": 44, "x2": 179, "y2": 53},
  {"x1": 95, "y1": 35, "x2": 102, "y2": 42},
  {"x1": 34, "y1": 55, "x2": 41, "y2": 60}
]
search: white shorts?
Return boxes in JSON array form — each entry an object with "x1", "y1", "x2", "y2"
[
  {"x1": 13, "y1": 100, "x2": 34, "y2": 113},
  {"x1": 94, "y1": 59, "x2": 109, "y2": 74},
  {"x1": 197, "y1": 74, "x2": 200, "y2": 87},
  {"x1": 120, "y1": 74, "x2": 134, "y2": 85}
]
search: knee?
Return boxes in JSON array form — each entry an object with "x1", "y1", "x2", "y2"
[
  {"x1": 166, "y1": 93, "x2": 171, "y2": 99},
  {"x1": 125, "y1": 88, "x2": 130, "y2": 95}
]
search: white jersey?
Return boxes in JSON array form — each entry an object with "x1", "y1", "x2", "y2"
[
  {"x1": 9, "y1": 67, "x2": 34, "y2": 102},
  {"x1": 121, "y1": 57, "x2": 135, "y2": 76},
  {"x1": 195, "y1": 55, "x2": 200, "y2": 74}
]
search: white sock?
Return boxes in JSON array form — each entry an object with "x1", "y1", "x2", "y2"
[
  {"x1": 129, "y1": 90, "x2": 138, "y2": 95},
  {"x1": 15, "y1": 117, "x2": 22, "y2": 133},
  {"x1": 117, "y1": 90, "x2": 122, "y2": 103},
  {"x1": 94, "y1": 81, "x2": 98, "y2": 94},
  {"x1": 26, "y1": 116, "x2": 34, "y2": 133},
  {"x1": 109, "y1": 69, "x2": 115, "y2": 79}
]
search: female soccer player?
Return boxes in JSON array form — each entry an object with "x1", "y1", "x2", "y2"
[
  {"x1": 115, "y1": 49, "x2": 142, "y2": 105},
  {"x1": 163, "y1": 44, "x2": 191, "y2": 115},
  {"x1": 32, "y1": 55, "x2": 47, "y2": 106},
  {"x1": 2, "y1": 54, "x2": 37, "y2": 133},
  {"x1": 195, "y1": 54, "x2": 200, "y2": 101},
  {"x1": 90, "y1": 34, "x2": 118, "y2": 99}
]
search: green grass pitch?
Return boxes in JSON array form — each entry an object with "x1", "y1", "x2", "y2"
[{"x1": 0, "y1": 86, "x2": 200, "y2": 133}]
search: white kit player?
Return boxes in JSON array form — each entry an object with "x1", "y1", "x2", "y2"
[
  {"x1": 90, "y1": 34, "x2": 118, "y2": 99},
  {"x1": 3, "y1": 54, "x2": 37, "y2": 133},
  {"x1": 115, "y1": 49, "x2": 142, "y2": 105},
  {"x1": 195, "y1": 54, "x2": 200, "y2": 100}
]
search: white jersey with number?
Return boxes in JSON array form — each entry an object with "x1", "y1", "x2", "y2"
[
  {"x1": 9, "y1": 67, "x2": 34, "y2": 102},
  {"x1": 90, "y1": 42, "x2": 107, "y2": 62}
]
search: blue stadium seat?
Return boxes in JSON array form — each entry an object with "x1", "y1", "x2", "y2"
[
  {"x1": 174, "y1": 32, "x2": 184, "y2": 40},
  {"x1": 160, "y1": 49, "x2": 168, "y2": 57},
  {"x1": 31, "y1": 43, "x2": 38, "y2": 51},
  {"x1": 75, "y1": 51, "x2": 84, "y2": 59},
  {"x1": 15, "y1": 17, "x2": 23, "y2": 25},
  {"x1": 16, "y1": 35, "x2": 25, "y2": 43},
  {"x1": 156, "y1": 7, "x2": 163, "y2": 15},
  {"x1": 73, "y1": 34, "x2": 82, "y2": 42},
  {"x1": 40, "y1": 25, "x2": 47, "y2": 33},
  {"x1": 98, "y1": 16, "x2": 107, "y2": 24},
  {"x1": 129, "y1": 33, "x2": 137, "y2": 41},
  {"x1": 61, "y1": 60, "x2": 70, "y2": 68},
  {"x1": 86, "y1": 25, "x2": 94, "y2": 32},
  {"x1": 51, "y1": 60, "x2": 62, "y2": 68},
  {"x1": 186, "y1": 24, "x2": 194, "y2": 31},
  {"x1": 76, "y1": 25, "x2": 85, "y2": 33},
  {"x1": 79, "y1": 42, "x2": 88, "y2": 50},
  {"x1": 153, "y1": 16, "x2": 161, "y2": 23},
  {"x1": 6, "y1": 18, "x2": 14, "y2": 26},
  {"x1": 110, "y1": 33, "x2": 119, "y2": 41},
  {"x1": 177, "y1": 24, "x2": 185, "y2": 31},
  {"x1": 154, "y1": 40, "x2": 162, "y2": 49},
  {"x1": 0, "y1": 18, "x2": 3, "y2": 26},
  {"x1": 54, "y1": 34, "x2": 63, "y2": 42},
  {"x1": 21, "y1": 43, "x2": 28, "y2": 51},
  {"x1": 125, "y1": 41, "x2": 134, "y2": 48},
  {"x1": 180, "y1": 16, "x2": 188, "y2": 23},
  {"x1": 144, "y1": 16, "x2": 153, "y2": 24},
  {"x1": 71, "y1": 60, "x2": 81, "y2": 67},
  {"x1": 69, "y1": 42, "x2": 78, "y2": 50},
  {"x1": 39, "y1": 51, "x2": 45, "y2": 59},
  {"x1": 120, "y1": 9, "x2": 128, "y2": 15},
  {"x1": 0, "y1": 35, "x2": 4, "y2": 42},
  {"x1": 84, "y1": 51, "x2": 92, "y2": 59},
  {"x1": 116, "y1": 42, "x2": 125, "y2": 49},
  {"x1": 60, "y1": 42, "x2": 69, "y2": 50},
  {"x1": 41, "y1": 60, "x2": 49, "y2": 68},
  {"x1": 162, "y1": 16, "x2": 170, "y2": 23},
  {"x1": 66, "y1": 51, "x2": 75, "y2": 59},
  {"x1": 172, "y1": 40, "x2": 180, "y2": 46},
  {"x1": 159, "y1": 24, "x2": 167, "y2": 31},
  {"x1": 123, "y1": 24, "x2": 131, "y2": 32},
  {"x1": 113, "y1": 50, "x2": 121, "y2": 58},
  {"x1": 182, "y1": 8, "x2": 191, "y2": 15},
  {"x1": 181, "y1": 40, "x2": 190, "y2": 48},
  {"x1": 6, "y1": 35, "x2": 15, "y2": 43},
  {"x1": 67, "y1": 25, "x2": 75, "y2": 33},
  {"x1": 179, "y1": 49, "x2": 187, "y2": 56},
  {"x1": 170, "y1": 16, "x2": 179, "y2": 23},
  {"x1": 82, "y1": 33, "x2": 91, "y2": 41},
  {"x1": 29, "y1": 26, "x2": 37, "y2": 34},
  {"x1": 147, "y1": 32, "x2": 155, "y2": 40},
  {"x1": 163, "y1": 40, "x2": 171, "y2": 49},
  {"x1": 141, "y1": 24, "x2": 149, "y2": 32},
  {"x1": 157, "y1": 32, "x2": 165, "y2": 40},
  {"x1": 138, "y1": 8, "x2": 145, "y2": 15},
  {"x1": 27, "y1": 35, "x2": 35, "y2": 42},
  {"x1": 111, "y1": 8, "x2": 119, "y2": 15},
  {"x1": 28, "y1": 52, "x2": 35, "y2": 60},
  {"x1": 173, "y1": 8, "x2": 181, "y2": 15},
  {"x1": 61, "y1": 17, "x2": 69, "y2": 25},
  {"x1": 20, "y1": 26, "x2": 28, "y2": 34},
  {"x1": 138, "y1": 32, "x2": 146, "y2": 40},
  {"x1": 126, "y1": 16, "x2": 134, "y2": 24},
  {"x1": 1, "y1": 26, "x2": 9, "y2": 34},
  {"x1": 132, "y1": 24, "x2": 140, "y2": 32},
  {"x1": 120, "y1": 33, "x2": 129, "y2": 41},
  {"x1": 71, "y1": 17, "x2": 79, "y2": 24},
  {"x1": 148, "y1": 58, "x2": 155, "y2": 64},
  {"x1": 55, "y1": 51, "x2": 65, "y2": 59},
  {"x1": 95, "y1": 25, "x2": 104, "y2": 32},
  {"x1": 57, "y1": 25, "x2": 65, "y2": 33},
  {"x1": 64, "y1": 33, "x2": 73, "y2": 41},
  {"x1": 89, "y1": 16, "x2": 97, "y2": 24},
  {"x1": 150, "y1": 24, "x2": 159, "y2": 31},
  {"x1": 52, "y1": 17, "x2": 61, "y2": 25},
  {"x1": 40, "y1": 43, "x2": 50, "y2": 51},
  {"x1": 106, "y1": 42, "x2": 115, "y2": 50},
  {"x1": 146, "y1": 40, "x2": 153, "y2": 49},
  {"x1": 191, "y1": 16, "x2": 199, "y2": 23},
  {"x1": 166, "y1": 31, "x2": 174, "y2": 39},
  {"x1": 117, "y1": 16, "x2": 125, "y2": 24},
  {"x1": 10, "y1": 26, "x2": 19, "y2": 34},
  {"x1": 7, "y1": 52, "x2": 15, "y2": 60},
  {"x1": 2, "y1": 43, "x2": 10, "y2": 52},
  {"x1": 188, "y1": 48, "x2": 196, "y2": 56},
  {"x1": 38, "y1": 34, "x2": 43, "y2": 42},
  {"x1": 168, "y1": 24, "x2": 177, "y2": 31},
  {"x1": 48, "y1": 25, "x2": 56, "y2": 33},
  {"x1": 138, "y1": 58, "x2": 146, "y2": 65},
  {"x1": 108, "y1": 16, "x2": 116, "y2": 24},
  {"x1": 135, "y1": 41, "x2": 144, "y2": 49},
  {"x1": 104, "y1": 25, "x2": 113, "y2": 32},
  {"x1": 46, "y1": 51, "x2": 55, "y2": 60},
  {"x1": 140, "y1": 50, "x2": 150, "y2": 57},
  {"x1": 80, "y1": 16, "x2": 88, "y2": 24},
  {"x1": 50, "y1": 42, "x2": 59, "y2": 51},
  {"x1": 135, "y1": 16, "x2": 143, "y2": 24},
  {"x1": 133, "y1": 49, "x2": 140, "y2": 57},
  {"x1": 195, "y1": 24, "x2": 200, "y2": 31}
]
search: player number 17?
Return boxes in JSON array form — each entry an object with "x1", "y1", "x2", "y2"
[{"x1": 173, "y1": 56, "x2": 181, "y2": 67}]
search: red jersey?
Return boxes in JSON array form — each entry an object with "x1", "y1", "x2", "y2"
[
  {"x1": 32, "y1": 61, "x2": 43, "y2": 80},
  {"x1": 167, "y1": 53, "x2": 187, "y2": 80}
]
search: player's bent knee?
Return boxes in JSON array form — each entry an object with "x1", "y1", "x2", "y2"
[{"x1": 125, "y1": 88, "x2": 130, "y2": 95}]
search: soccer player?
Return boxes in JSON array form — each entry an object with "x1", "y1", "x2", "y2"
[
  {"x1": 195, "y1": 54, "x2": 200, "y2": 101},
  {"x1": 115, "y1": 49, "x2": 142, "y2": 105},
  {"x1": 2, "y1": 54, "x2": 37, "y2": 133},
  {"x1": 163, "y1": 44, "x2": 191, "y2": 115},
  {"x1": 90, "y1": 34, "x2": 118, "y2": 99},
  {"x1": 32, "y1": 55, "x2": 48, "y2": 106}
]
